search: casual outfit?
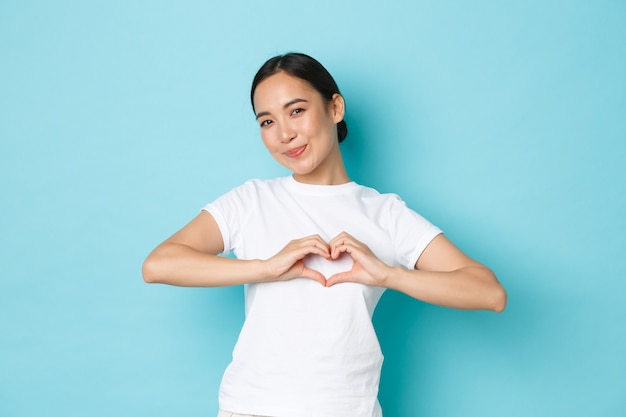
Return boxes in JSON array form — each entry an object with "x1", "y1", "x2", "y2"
[{"x1": 204, "y1": 176, "x2": 441, "y2": 417}]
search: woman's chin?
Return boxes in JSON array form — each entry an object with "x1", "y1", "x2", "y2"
[{"x1": 286, "y1": 161, "x2": 317, "y2": 177}]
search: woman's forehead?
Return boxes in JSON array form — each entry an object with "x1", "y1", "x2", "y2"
[{"x1": 253, "y1": 72, "x2": 319, "y2": 109}]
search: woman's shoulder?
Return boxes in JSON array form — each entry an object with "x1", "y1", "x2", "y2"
[
  {"x1": 353, "y1": 182, "x2": 404, "y2": 203},
  {"x1": 215, "y1": 177, "x2": 290, "y2": 200},
  {"x1": 235, "y1": 176, "x2": 290, "y2": 193},
  {"x1": 242, "y1": 176, "x2": 288, "y2": 187},
  {"x1": 222, "y1": 176, "x2": 286, "y2": 190}
]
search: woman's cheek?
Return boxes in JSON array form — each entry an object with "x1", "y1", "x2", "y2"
[{"x1": 261, "y1": 133, "x2": 276, "y2": 152}]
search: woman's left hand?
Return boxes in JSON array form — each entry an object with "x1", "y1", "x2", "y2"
[{"x1": 325, "y1": 231, "x2": 392, "y2": 287}]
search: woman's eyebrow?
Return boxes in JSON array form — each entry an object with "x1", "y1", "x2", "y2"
[
  {"x1": 284, "y1": 98, "x2": 308, "y2": 108},
  {"x1": 255, "y1": 98, "x2": 309, "y2": 120}
]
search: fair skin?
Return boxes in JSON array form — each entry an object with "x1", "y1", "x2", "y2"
[{"x1": 143, "y1": 71, "x2": 507, "y2": 312}]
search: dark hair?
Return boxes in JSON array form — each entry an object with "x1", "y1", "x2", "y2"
[{"x1": 251, "y1": 52, "x2": 348, "y2": 143}]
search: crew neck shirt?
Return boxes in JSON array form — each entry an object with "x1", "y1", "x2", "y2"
[{"x1": 203, "y1": 176, "x2": 441, "y2": 417}]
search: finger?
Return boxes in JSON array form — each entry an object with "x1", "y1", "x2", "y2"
[
  {"x1": 305, "y1": 234, "x2": 330, "y2": 246},
  {"x1": 299, "y1": 237, "x2": 331, "y2": 258},
  {"x1": 328, "y1": 232, "x2": 349, "y2": 247},
  {"x1": 328, "y1": 237, "x2": 345, "y2": 258},
  {"x1": 286, "y1": 239, "x2": 329, "y2": 259},
  {"x1": 300, "y1": 243, "x2": 332, "y2": 259},
  {"x1": 301, "y1": 267, "x2": 328, "y2": 286},
  {"x1": 326, "y1": 271, "x2": 353, "y2": 287},
  {"x1": 329, "y1": 233, "x2": 364, "y2": 258},
  {"x1": 330, "y1": 241, "x2": 360, "y2": 260}
]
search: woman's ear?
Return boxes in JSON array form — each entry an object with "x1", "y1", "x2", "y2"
[{"x1": 330, "y1": 93, "x2": 345, "y2": 123}]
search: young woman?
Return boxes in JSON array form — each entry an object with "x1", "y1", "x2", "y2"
[{"x1": 142, "y1": 53, "x2": 507, "y2": 417}]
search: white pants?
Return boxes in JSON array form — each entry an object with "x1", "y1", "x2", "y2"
[{"x1": 217, "y1": 411, "x2": 268, "y2": 417}]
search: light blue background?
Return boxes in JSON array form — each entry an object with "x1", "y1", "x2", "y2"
[{"x1": 1, "y1": 1, "x2": 624, "y2": 416}]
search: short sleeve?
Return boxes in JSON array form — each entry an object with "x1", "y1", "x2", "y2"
[
  {"x1": 202, "y1": 182, "x2": 254, "y2": 255},
  {"x1": 389, "y1": 196, "x2": 443, "y2": 269}
]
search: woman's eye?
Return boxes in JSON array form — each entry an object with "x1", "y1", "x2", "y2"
[
  {"x1": 291, "y1": 108, "x2": 304, "y2": 115},
  {"x1": 260, "y1": 120, "x2": 272, "y2": 127}
]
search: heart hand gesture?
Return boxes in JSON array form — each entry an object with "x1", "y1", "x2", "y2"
[
  {"x1": 326, "y1": 232, "x2": 392, "y2": 287},
  {"x1": 262, "y1": 234, "x2": 330, "y2": 285},
  {"x1": 263, "y1": 232, "x2": 391, "y2": 288}
]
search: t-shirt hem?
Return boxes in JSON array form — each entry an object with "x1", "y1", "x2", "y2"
[{"x1": 219, "y1": 401, "x2": 381, "y2": 417}]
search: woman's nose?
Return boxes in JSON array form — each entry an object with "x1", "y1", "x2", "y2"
[{"x1": 280, "y1": 124, "x2": 296, "y2": 143}]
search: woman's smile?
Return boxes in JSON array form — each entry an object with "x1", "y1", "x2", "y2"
[
  {"x1": 252, "y1": 71, "x2": 348, "y2": 184},
  {"x1": 285, "y1": 145, "x2": 307, "y2": 158}
]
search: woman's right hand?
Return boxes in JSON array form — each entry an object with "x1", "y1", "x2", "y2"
[{"x1": 262, "y1": 235, "x2": 330, "y2": 286}]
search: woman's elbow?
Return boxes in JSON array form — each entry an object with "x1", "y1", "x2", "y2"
[
  {"x1": 488, "y1": 285, "x2": 507, "y2": 313},
  {"x1": 142, "y1": 255, "x2": 162, "y2": 284},
  {"x1": 475, "y1": 266, "x2": 507, "y2": 313}
]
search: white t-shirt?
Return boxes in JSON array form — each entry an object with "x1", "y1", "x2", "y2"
[{"x1": 203, "y1": 176, "x2": 442, "y2": 417}]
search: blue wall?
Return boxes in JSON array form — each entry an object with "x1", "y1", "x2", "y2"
[{"x1": 1, "y1": 1, "x2": 624, "y2": 416}]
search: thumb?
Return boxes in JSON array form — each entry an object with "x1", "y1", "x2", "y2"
[
  {"x1": 300, "y1": 267, "x2": 328, "y2": 286},
  {"x1": 326, "y1": 271, "x2": 353, "y2": 287}
]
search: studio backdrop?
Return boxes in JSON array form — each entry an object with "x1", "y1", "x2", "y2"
[{"x1": 1, "y1": 1, "x2": 624, "y2": 416}]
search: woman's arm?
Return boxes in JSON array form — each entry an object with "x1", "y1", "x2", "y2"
[
  {"x1": 142, "y1": 211, "x2": 328, "y2": 287},
  {"x1": 326, "y1": 233, "x2": 507, "y2": 312},
  {"x1": 142, "y1": 211, "x2": 261, "y2": 286},
  {"x1": 390, "y1": 234, "x2": 506, "y2": 311}
]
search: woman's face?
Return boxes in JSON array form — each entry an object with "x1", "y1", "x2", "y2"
[{"x1": 253, "y1": 71, "x2": 345, "y2": 184}]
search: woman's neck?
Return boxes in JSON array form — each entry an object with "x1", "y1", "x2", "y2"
[{"x1": 292, "y1": 150, "x2": 350, "y2": 185}]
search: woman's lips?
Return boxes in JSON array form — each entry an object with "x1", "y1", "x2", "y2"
[{"x1": 285, "y1": 145, "x2": 307, "y2": 158}]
